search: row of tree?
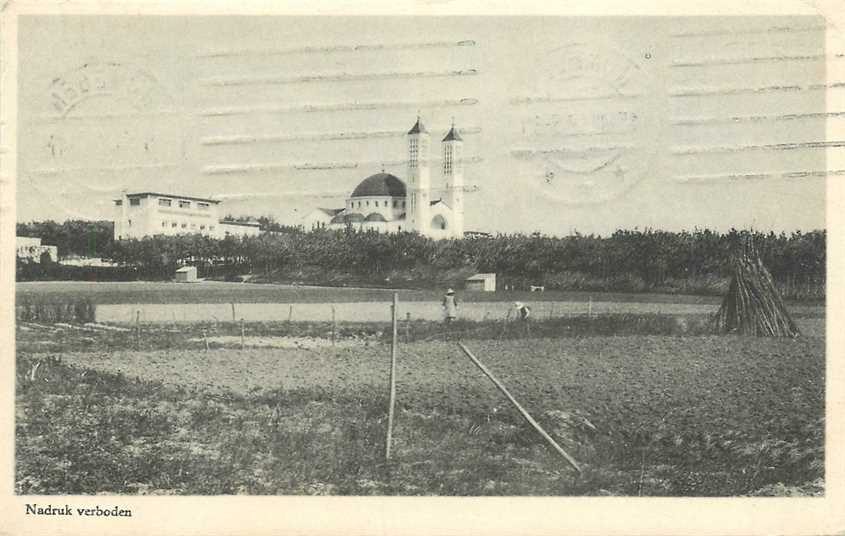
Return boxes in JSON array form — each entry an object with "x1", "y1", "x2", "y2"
[
  {"x1": 97, "y1": 227, "x2": 826, "y2": 295},
  {"x1": 16, "y1": 220, "x2": 825, "y2": 297}
]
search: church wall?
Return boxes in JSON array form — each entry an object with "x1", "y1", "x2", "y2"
[{"x1": 347, "y1": 195, "x2": 406, "y2": 221}]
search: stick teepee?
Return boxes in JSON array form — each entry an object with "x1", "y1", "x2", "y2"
[{"x1": 713, "y1": 238, "x2": 800, "y2": 337}]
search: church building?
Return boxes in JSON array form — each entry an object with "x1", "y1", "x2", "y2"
[{"x1": 303, "y1": 117, "x2": 465, "y2": 239}]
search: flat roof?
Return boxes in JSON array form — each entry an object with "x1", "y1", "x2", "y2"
[
  {"x1": 219, "y1": 220, "x2": 261, "y2": 227},
  {"x1": 123, "y1": 192, "x2": 222, "y2": 204},
  {"x1": 466, "y1": 273, "x2": 496, "y2": 280}
]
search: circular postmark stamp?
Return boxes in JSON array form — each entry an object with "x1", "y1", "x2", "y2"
[
  {"x1": 38, "y1": 61, "x2": 180, "y2": 181},
  {"x1": 48, "y1": 61, "x2": 172, "y2": 118},
  {"x1": 512, "y1": 42, "x2": 659, "y2": 205}
]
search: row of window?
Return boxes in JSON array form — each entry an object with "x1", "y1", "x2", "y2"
[
  {"x1": 160, "y1": 221, "x2": 215, "y2": 232},
  {"x1": 116, "y1": 198, "x2": 211, "y2": 210},
  {"x1": 158, "y1": 198, "x2": 210, "y2": 210},
  {"x1": 349, "y1": 199, "x2": 406, "y2": 209}
]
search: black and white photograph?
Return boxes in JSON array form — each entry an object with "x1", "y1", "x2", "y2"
[{"x1": 1, "y1": 2, "x2": 843, "y2": 533}]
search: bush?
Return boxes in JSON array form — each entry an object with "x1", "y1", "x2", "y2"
[{"x1": 16, "y1": 298, "x2": 96, "y2": 323}]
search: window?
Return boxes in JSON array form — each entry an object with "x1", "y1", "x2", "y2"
[
  {"x1": 182, "y1": 223, "x2": 187, "y2": 229},
  {"x1": 393, "y1": 200, "x2": 398, "y2": 208},
  {"x1": 114, "y1": 200, "x2": 123, "y2": 206},
  {"x1": 172, "y1": 222, "x2": 178, "y2": 228},
  {"x1": 198, "y1": 203, "x2": 209, "y2": 210},
  {"x1": 366, "y1": 201, "x2": 369, "y2": 207},
  {"x1": 401, "y1": 201, "x2": 406, "y2": 208},
  {"x1": 209, "y1": 226, "x2": 215, "y2": 231},
  {"x1": 129, "y1": 198, "x2": 140, "y2": 206},
  {"x1": 409, "y1": 138, "x2": 418, "y2": 168},
  {"x1": 128, "y1": 219, "x2": 132, "y2": 226},
  {"x1": 159, "y1": 198, "x2": 172, "y2": 207},
  {"x1": 162, "y1": 221, "x2": 167, "y2": 228},
  {"x1": 200, "y1": 225, "x2": 206, "y2": 230},
  {"x1": 443, "y1": 145, "x2": 453, "y2": 174},
  {"x1": 179, "y1": 200, "x2": 191, "y2": 209}
]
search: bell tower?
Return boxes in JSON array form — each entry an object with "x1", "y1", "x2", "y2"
[
  {"x1": 442, "y1": 120, "x2": 464, "y2": 238},
  {"x1": 407, "y1": 116, "x2": 431, "y2": 234}
]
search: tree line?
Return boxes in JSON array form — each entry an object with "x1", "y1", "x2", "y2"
[{"x1": 16, "y1": 220, "x2": 825, "y2": 298}]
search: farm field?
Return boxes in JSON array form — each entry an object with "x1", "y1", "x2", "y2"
[
  {"x1": 17, "y1": 280, "x2": 824, "y2": 324},
  {"x1": 16, "y1": 327, "x2": 824, "y2": 496},
  {"x1": 17, "y1": 280, "x2": 733, "y2": 305}
]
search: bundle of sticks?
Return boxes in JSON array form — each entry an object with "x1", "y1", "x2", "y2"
[{"x1": 713, "y1": 240, "x2": 800, "y2": 337}]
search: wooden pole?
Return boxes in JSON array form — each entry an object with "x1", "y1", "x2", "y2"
[
  {"x1": 456, "y1": 342, "x2": 581, "y2": 473},
  {"x1": 135, "y1": 310, "x2": 141, "y2": 349},
  {"x1": 331, "y1": 306, "x2": 336, "y2": 347},
  {"x1": 231, "y1": 303, "x2": 236, "y2": 322},
  {"x1": 386, "y1": 292, "x2": 399, "y2": 460},
  {"x1": 203, "y1": 329, "x2": 209, "y2": 352},
  {"x1": 240, "y1": 318, "x2": 245, "y2": 350},
  {"x1": 588, "y1": 297, "x2": 592, "y2": 318},
  {"x1": 405, "y1": 312, "x2": 411, "y2": 343},
  {"x1": 288, "y1": 305, "x2": 293, "y2": 322}
]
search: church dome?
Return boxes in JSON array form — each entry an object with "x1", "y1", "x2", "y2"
[{"x1": 351, "y1": 173, "x2": 406, "y2": 198}]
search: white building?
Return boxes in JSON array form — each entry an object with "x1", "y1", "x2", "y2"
[
  {"x1": 465, "y1": 273, "x2": 497, "y2": 292},
  {"x1": 303, "y1": 117, "x2": 466, "y2": 239},
  {"x1": 113, "y1": 192, "x2": 262, "y2": 240},
  {"x1": 16, "y1": 236, "x2": 58, "y2": 263}
]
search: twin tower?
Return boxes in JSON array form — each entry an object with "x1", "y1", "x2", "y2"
[{"x1": 405, "y1": 117, "x2": 465, "y2": 239}]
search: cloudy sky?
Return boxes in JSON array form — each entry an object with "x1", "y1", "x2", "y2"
[{"x1": 16, "y1": 15, "x2": 833, "y2": 235}]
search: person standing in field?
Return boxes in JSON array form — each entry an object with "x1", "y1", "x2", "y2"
[
  {"x1": 514, "y1": 301, "x2": 531, "y2": 321},
  {"x1": 442, "y1": 288, "x2": 459, "y2": 323},
  {"x1": 514, "y1": 301, "x2": 532, "y2": 335}
]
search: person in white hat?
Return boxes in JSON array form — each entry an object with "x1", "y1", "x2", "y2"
[
  {"x1": 442, "y1": 288, "x2": 459, "y2": 323},
  {"x1": 514, "y1": 301, "x2": 531, "y2": 321}
]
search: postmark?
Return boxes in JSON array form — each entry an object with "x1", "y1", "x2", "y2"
[
  {"x1": 511, "y1": 42, "x2": 659, "y2": 205},
  {"x1": 48, "y1": 61, "x2": 171, "y2": 118},
  {"x1": 35, "y1": 61, "x2": 180, "y2": 179}
]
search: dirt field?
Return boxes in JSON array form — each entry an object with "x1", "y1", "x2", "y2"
[
  {"x1": 18, "y1": 333, "x2": 823, "y2": 496},
  {"x1": 15, "y1": 281, "x2": 825, "y2": 496}
]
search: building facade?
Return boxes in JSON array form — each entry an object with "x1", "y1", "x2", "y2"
[
  {"x1": 303, "y1": 117, "x2": 466, "y2": 239},
  {"x1": 113, "y1": 192, "x2": 261, "y2": 240},
  {"x1": 16, "y1": 236, "x2": 58, "y2": 263}
]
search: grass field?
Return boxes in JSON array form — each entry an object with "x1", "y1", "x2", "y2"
[{"x1": 17, "y1": 280, "x2": 732, "y2": 305}]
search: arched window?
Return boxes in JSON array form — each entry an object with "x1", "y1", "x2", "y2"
[{"x1": 432, "y1": 215, "x2": 447, "y2": 230}]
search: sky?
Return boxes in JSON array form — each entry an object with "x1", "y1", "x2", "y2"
[{"x1": 16, "y1": 15, "x2": 833, "y2": 235}]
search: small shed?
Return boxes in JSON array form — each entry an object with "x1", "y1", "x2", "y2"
[
  {"x1": 175, "y1": 266, "x2": 198, "y2": 283},
  {"x1": 465, "y1": 273, "x2": 497, "y2": 292}
]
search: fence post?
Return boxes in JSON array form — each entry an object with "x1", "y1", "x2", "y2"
[
  {"x1": 240, "y1": 318, "x2": 245, "y2": 350},
  {"x1": 405, "y1": 312, "x2": 411, "y2": 343},
  {"x1": 135, "y1": 310, "x2": 141, "y2": 349},
  {"x1": 331, "y1": 306, "x2": 336, "y2": 347},
  {"x1": 386, "y1": 292, "x2": 399, "y2": 460},
  {"x1": 588, "y1": 297, "x2": 593, "y2": 319},
  {"x1": 231, "y1": 303, "x2": 236, "y2": 322},
  {"x1": 288, "y1": 305, "x2": 293, "y2": 323},
  {"x1": 203, "y1": 329, "x2": 209, "y2": 352}
]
